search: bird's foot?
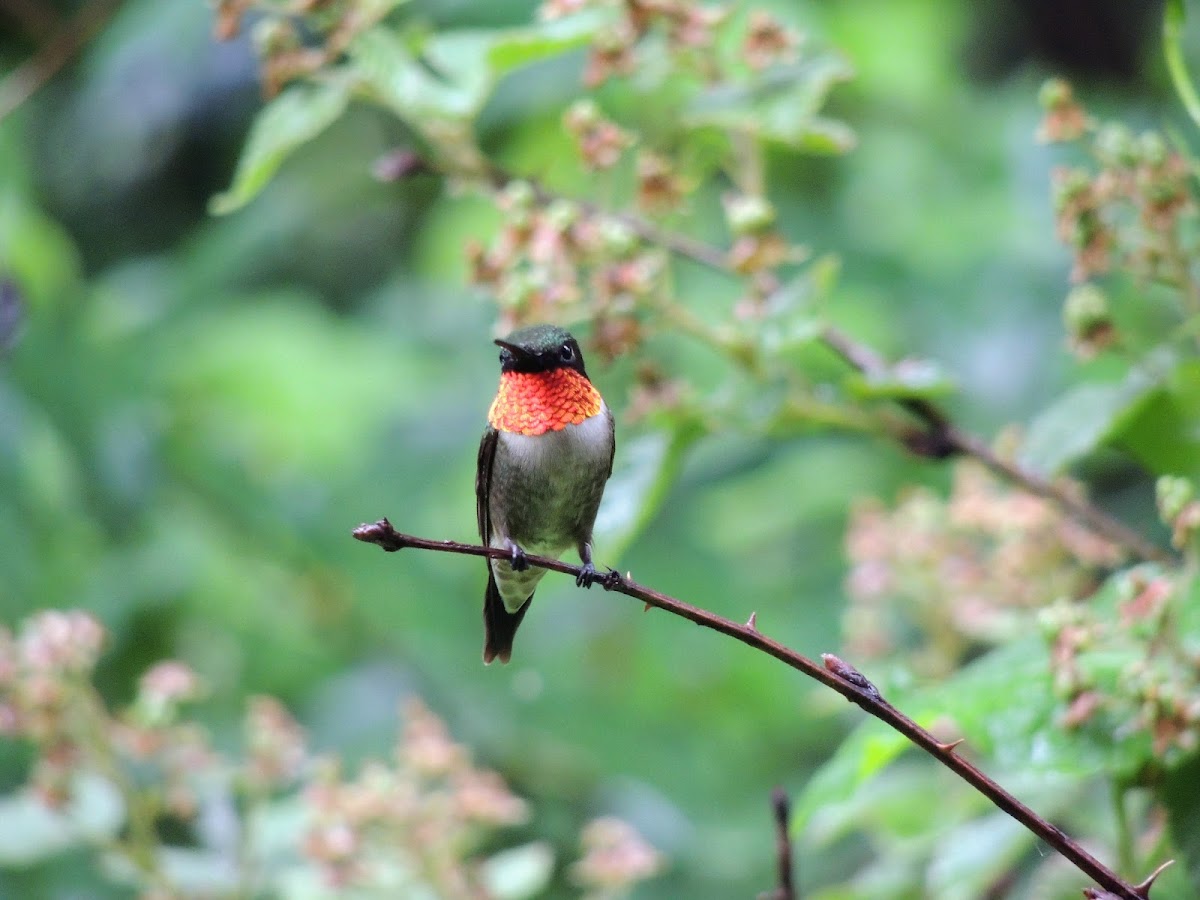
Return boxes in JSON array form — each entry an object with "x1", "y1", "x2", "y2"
[
  {"x1": 509, "y1": 544, "x2": 529, "y2": 572},
  {"x1": 577, "y1": 563, "x2": 622, "y2": 590},
  {"x1": 576, "y1": 562, "x2": 599, "y2": 589}
]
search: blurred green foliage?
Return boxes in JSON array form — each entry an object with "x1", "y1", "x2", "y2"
[{"x1": 3, "y1": 0, "x2": 1200, "y2": 897}]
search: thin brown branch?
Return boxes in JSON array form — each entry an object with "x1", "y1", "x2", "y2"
[
  {"x1": 819, "y1": 326, "x2": 1173, "y2": 564},
  {"x1": 0, "y1": 0, "x2": 123, "y2": 124},
  {"x1": 951, "y1": 429, "x2": 1170, "y2": 562},
  {"x1": 769, "y1": 787, "x2": 796, "y2": 900},
  {"x1": 353, "y1": 519, "x2": 1166, "y2": 900}
]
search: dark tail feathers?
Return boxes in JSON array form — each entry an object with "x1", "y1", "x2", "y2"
[{"x1": 483, "y1": 571, "x2": 532, "y2": 664}]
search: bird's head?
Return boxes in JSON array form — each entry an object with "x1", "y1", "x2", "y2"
[{"x1": 494, "y1": 325, "x2": 588, "y2": 379}]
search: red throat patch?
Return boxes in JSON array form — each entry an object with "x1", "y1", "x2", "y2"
[{"x1": 488, "y1": 368, "x2": 603, "y2": 436}]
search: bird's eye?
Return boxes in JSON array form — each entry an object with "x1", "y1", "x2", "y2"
[{"x1": 560, "y1": 343, "x2": 575, "y2": 362}]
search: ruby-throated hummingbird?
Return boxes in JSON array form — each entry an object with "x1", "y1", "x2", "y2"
[{"x1": 476, "y1": 324, "x2": 615, "y2": 664}]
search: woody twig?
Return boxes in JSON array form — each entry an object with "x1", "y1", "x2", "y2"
[{"x1": 354, "y1": 518, "x2": 1171, "y2": 900}]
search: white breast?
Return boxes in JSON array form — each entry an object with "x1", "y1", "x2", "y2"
[{"x1": 500, "y1": 402, "x2": 612, "y2": 471}]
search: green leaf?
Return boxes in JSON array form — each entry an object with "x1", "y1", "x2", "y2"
[
  {"x1": 352, "y1": 28, "x2": 487, "y2": 123},
  {"x1": 923, "y1": 637, "x2": 1148, "y2": 777},
  {"x1": 799, "y1": 763, "x2": 970, "y2": 872},
  {"x1": 595, "y1": 426, "x2": 699, "y2": 562},
  {"x1": 209, "y1": 80, "x2": 351, "y2": 216},
  {"x1": 0, "y1": 126, "x2": 81, "y2": 308},
  {"x1": 757, "y1": 264, "x2": 834, "y2": 358},
  {"x1": 1177, "y1": 571, "x2": 1200, "y2": 648},
  {"x1": 844, "y1": 358, "x2": 957, "y2": 401},
  {"x1": 482, "y1": 11, "x2": 606, "y2": 76},
  {"x1": 760, "y1": 316, "x2": 822, "y2": 357},
  {"x1": 479, "y1": 842, "x2": 555, "y2": 900},
  {"x1": 684, "y1": 56, "x2": 857, "y2": 153},
  {"x1": 1162, "y1": 750, "x2": 1200, "y2": 892},
  {"x1": 785, "y1": 117, "x2": 858, "y2": 155},
  {"x1": 793, "y1": 712, "x2": 930, "y2": 838},
  {"x1": 0, "y1": 187, "x2": 83, "y2": 306},
  {"x1": 1117, "y1": 360, "x2": 1200, "y2": 480},
  {"x1": 215, "y1": 15, "x2": 603, "y2": 211},
  {"x1": 1020, "y1": 361, "x2": 1164, "y2": 474},
  {"x1": 353, "y1": 14, "x2": 605, "y2": 126},
  {"x1": 796, "y1": 636, "x2": 1152, "y2": 839},
  {"x1": 927, "y1": 812, "x2": 1033, "y2": 899}
]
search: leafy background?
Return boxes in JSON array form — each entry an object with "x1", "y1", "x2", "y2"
[{"x1": 1, "y1": 0, "x2": 1197, "y2": 897}]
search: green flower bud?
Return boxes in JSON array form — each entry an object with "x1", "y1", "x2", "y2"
[
  {"x1": 544, "y1": 199, "x2": 579, "y2": 231},
  {"x1": 723, "y1": 195, "x2": 777, "y2": 235},
  {"x1": 598, "y1": 218, "x2": 637, "y2": 255},
  {"x1": 252, "y1": 18, "x2": 299, "y2": 55},
  {"x1": 1157, "y1": 475, "x2": 1195, "y2": 523},
  {"x1": 499, "y1": 180, "x2": 536, "y2": 212},
  {"x1": 1138, "y1": 131, "x2": 1167, "y2": 167},
  {"x1": 1063, "y1": 283, "x2": 1111, "y2": 335},
  {"x1": 1094, "y1": 123, "x2": 1136, "y2": 168},
  {"x1": 1051, "y1": 168, "x2": 1092, "y2": 210},
  {"x1": 564, "y1": 99, "x2": 600, "y2": 129},
  {"x1": 1038, "y1": 78, "x2": 1073, "y2": 110}
]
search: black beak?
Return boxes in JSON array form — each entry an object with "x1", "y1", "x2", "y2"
[{"x1": 494, "y1": 339, "x2": 532, "y2": 359}]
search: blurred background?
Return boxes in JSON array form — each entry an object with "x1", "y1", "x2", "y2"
[{"x1": 0, "y1": 0, "x2": 1185, "y2": 896}]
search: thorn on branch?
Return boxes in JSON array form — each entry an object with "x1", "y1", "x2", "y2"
[
  {"x1": 746, "y1": 611, "x2": 759, "y2": 631},
  {"x1": 821, "y1": 653, "x2": 881, "y2": 700},
  {"x1": 937, "y1": 738, "x2": 965, "y2": 755},
  {"x1": 1132, "y1": 859, "x2": 1174, "y2": 897}
]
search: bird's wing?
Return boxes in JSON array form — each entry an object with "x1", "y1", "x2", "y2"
[
  {"x1": 605, "y1": 405, "x2": 616, "y2": 479},
  {"x1": 476, "y1": 425, "x2": 499, "y2": 543}
]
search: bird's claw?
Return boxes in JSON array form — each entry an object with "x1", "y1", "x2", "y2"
[
  {"x1": 509, "y1": 545, "x2": 529, "y2": 572},
  {"x1": 576, "y1": 562, "x2": 598, "y2": 588},
  {"x1": 600, "y1": 567, "x2": 623, "y2": 590}
]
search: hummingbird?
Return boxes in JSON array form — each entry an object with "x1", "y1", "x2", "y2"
[{"x1": 476, "y1": 324, "x2": 616, "y2": 664}]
